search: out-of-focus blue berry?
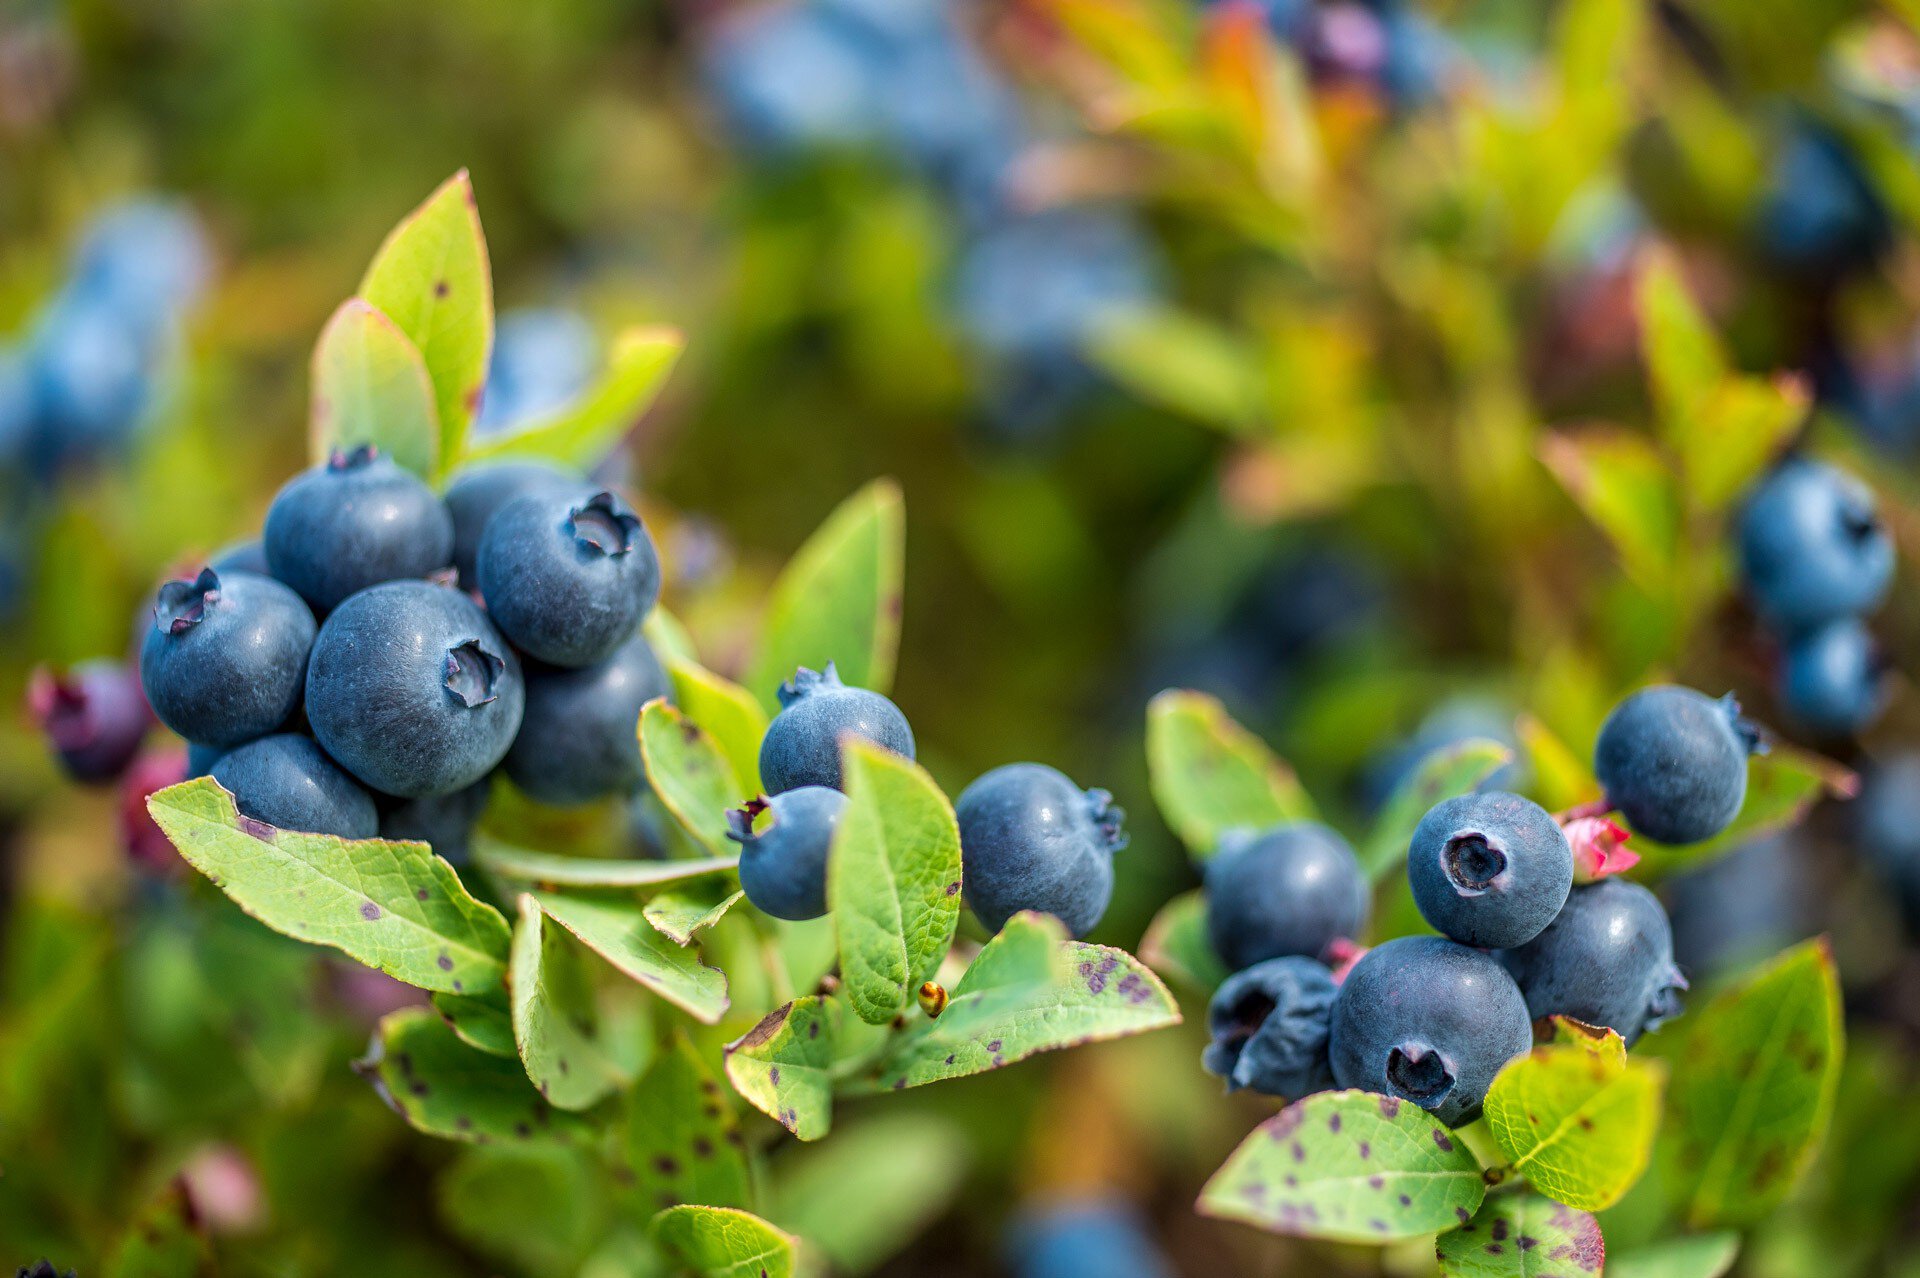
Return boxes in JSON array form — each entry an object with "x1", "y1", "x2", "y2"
[
  {"x1": 1203, "y1": 955, "x2": 1337, "y2": 1098},
  {"x1": 704, "y1": 3, "x2": 885, "y2": 154},
  {"x1": 1857, "y1": 754, "x2": 1920, "y2": 931},
  {"x1": 475, "y1": 309, "x2": 598, "y2": 437},
  {"x1": 0, "y1": 346, "x2": 34, "y2": 468},
  {"x1": 1666, "y1": 834, "x2": 1810, "y2": 979},
  {"x1": 730, "y1": 785, "x2": 848, "y2": 921},
  {"x1": 379, "y1": 777, "x2": 491, "y2": 863},
  {"x1": 210, "y1": 733, "x2": 378, "y2": 839},
  {"x1": 956, "y1": 762, "x2": 1125, "y2": 937},
  {"x1": 68, "y1": 199, "x2": 209, "y2": 330},
  {"x1": 1205, "y1": 823, "x2": 1369, "y2": 971},
  {"x1": 1757, "y1": 123, "x2": 1890, "y2": 281},
  {"x1": 758, "y1": 662, "x2": 914, "y2": 792},
  {"x1": 503, "y1": 632, "x2": 672, "y2": 805},
  {"x1": 24, "y1": 291, "x2": 154, "y2": 468},
  {"x1": 1738, "y1": 457, "x2": 1893, "y2": 633},
  {"x1": 1366, "y1": 696, "x2": 1521, "y2": 808},
  {"x1": 1780, "y1": 617, "x2": 1887, "y2": 737},
  {"x1": 953, "y1": 209, "x2": 1156, "y2": 364},
  {"x1": 1327, "y1": 935, "x2": 1532, "y2": 1128},
  {"x1": 1408, "y1": 791, "x2": 1572, "y2": 949},
  {"x1": 264, "y1": 446, "x2": 455, "y2": 615},
  {"x1": 1006, "y1": 1198, "x2": 1174, "y2": 1278},
  {"x1": 1497, "y1": 877, "x2": 1686, "y2": 1046},
  {"x1": 29, "y1": 659, "x2": 152, "y2": 784},
  {"x1": 1594, "y1": 685, "x2": 1758, "y2": 845},
  {"x1": 187, "y1": 740, "x2": 228, "y2": 779},
  {"x1": 139, "y1": 568, "x2": 316, "y2": 749},
  {"x1": 209, "y1": 538, "x2": 272, "y2": 577}
]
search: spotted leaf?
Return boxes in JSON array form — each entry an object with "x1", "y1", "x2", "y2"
[
  {"x1": 649, "y1": 1205, "x2": 797, "y2": 1278},
  {"x1": 510, "y1": 895, "x2": 632, "y2": 1111},
  {"x1": 357, "y1": 1007, "x2": 593, "y2": 1145},
  {"x1": 641, "y1": 698, "x2": 750, "y2": 856},
  {"x1": 724, "y1": 995, "x2": 837, "y2": 1141},
  {"x1": 626, "y1": 1030, "x2": 754, "y2": 1211},
  {"x1": 1484, "y1": 1031, "x2": 1664, "y2": 1210},
  {"x1": 1435, "y1": 1193, "x2": 1604, "y2": 1277},
  {"x1": 1146, "y1": 690, "x2": 1315, "y2": 859}
]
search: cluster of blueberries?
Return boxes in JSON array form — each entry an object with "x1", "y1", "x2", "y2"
[
  {"x1": 702, "y1": 0, "x2": 1156, "y2": 438},
  {"x1": 1202, "y1": 684, "x2": 1755, "y2": 1127},
  {"x1": 732, "y1": 666, "x2": 1129, "y2": 940},
  {"x1": 1737, "y1": 455, "x2": 1896, "y2": 737}
]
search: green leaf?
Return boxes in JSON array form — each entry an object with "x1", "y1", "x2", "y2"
[
  {"x1": 1197, "y1": 1090, "x2": 1487, "y2": 1242},
  {"x1": 829, "y1": 738, "x2": 963, "y2": 1026},
  {"x1": 309, "y1": 297, "x2": 440, "y2": 478},
  {"x1": 1086, "y1": 304, "x2": 1265, "y2": 431},
  {"x1": 725, "y1": 995, "x2": 837, "y2": 1141},
  {"x1": 1516, "y1": 714, "x2": 1601, "y2": 813},
  {"x1": 149, "y1": 778, "x2": 510, "y2": 995},
  {"x1": 867, "y1": 913, "x2": 1180, "y2": 1090},
  {"x1": 626, "y1": 1030, "x2": 755, "y2": 1211},
  {"x1": 510, "y1": 895, "x2": 632, "y2": 1111},
  {"x1": 1435, "y1": 1194, "x2": 1604, "y2": 1277},
  {"x1": 533, "y1": 890, "x2": 730, "y2": 1024},
  {"x1": 359, "y1": 170, "x2": 493, "y2": 473},
  {"x1": 1359, "y1": 737, "x2": 1514, "y2": 879},
  {"x1": 1484, "y1": 1033, "x2": 1665, "y2": 1210},
  {"x1": 1607, "y1": 1233, "x2": 1741, "y2": 1278},
  {"x1": 668, "y1": 656, "x2": 769, "y2": 795},
  {"x1": 1139, "y1": 887, "x2": 1230, "y2": 994},
  {"x1": 437, "y1": 1145, "x2": 607, "y2": 1275},
  {"x1": 644, "y1": 878, "x2": 745, "y2": 946},
  {"x1": 104, "y1": 1181, "x2": 209, "y2": 1278},
  {"x1": 747, "y1": 479, "x2": 905, "y2": 707},
  {"x1": 765, "y1": 1112, "x2": 971, "y2": 1275},
  {"x1": 1539, "y1": 427, "x2": 1679, "y2": 592},
  {"x1": 1636, "y1": 248, "x2": 1725, "y2": 436},
  {"x1": 434, "y1": 989, "x2": 517, "y2": 1057},
  {"x1": 1684, "y1": 374, "x2": 1808, "y2": 515},
  {"x1": 1145, "y1": 689, "x2": 1316, "y2": 859},
  {"x1": 462, "y1": 325, "x2": 684, "y2": 470},
  {"x1": 357, "y1": 1006, "x2": 593, "y2": 1145},
  {"x1": 640, "y1": 698, "x2": 748, "y2": 856},
  {"x1": 479, "y1": 841, "x2": 740, "y2": 889},
  {"x1": 1634, "y1": 746, "x2": 1855, "y2": 875},
  {"x1": 650, "y1": 1206, "x2": 797, "y2": 1278},
  {"x1": 1652, "y1": 940, "x2": 1843, "y2": 1228},
  {"x1": 644, "y1": 606, "x2": 699, "y2": 666}
]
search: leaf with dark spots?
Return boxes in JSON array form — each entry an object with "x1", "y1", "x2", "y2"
[
  {"x1": 1437, "y1": 1195, "x2": 1602, "y2": 1277},
  {"x1": 725, "y1": 996, "x2": 837, "y2": 1141},
  {"x1": 358, "y1": 1007, "x2": 593, "y2": 1145}
]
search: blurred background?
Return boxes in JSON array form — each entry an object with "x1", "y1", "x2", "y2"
[{"x1": 8, "y1": 0, "x2": 1920, "y2": 1272}]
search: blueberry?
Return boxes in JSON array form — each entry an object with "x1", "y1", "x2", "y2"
[
  {"x1": 25, "y1": 292, "x2": 154, "y2": 468},
  {"x1": 1594, "y1": 685, "x2": 1758, "y2": 845},
  {"x1": 704, "y1": 3, "x2": 884, "y2": 154},
  {"x1": 1780, "y1": 617, "x2": 1887, "y2": 737},
  {"x1": 758, "y1": 663, "x2": 914, "y2": 792},
  {"x1": 1408, "y1": 792, "x2": 1572, "y2": 949},
  {"x1": 728, "y1": 786, "x2": 848, "y2": 921},
  {"x1": 1738, "y1": 458, "x2": 1893, "y2": 632},
  {"x1": 186, "y1": 740, "x2": 228, "y2": 779},
  {"x1": 1857, "y1": 754, "x2": 1920, "y2": 931},
  {"x1": 1007, "y1": 1199, "x2": 1174, "y2": 1278},
  {"x1": 140, "y1": 568, "x2": 316, "y2": 749},
  {"x1": 29, "y1": 660, "x2": 152, "y2": 783},
  {"x1": 263, "y1": 446, "x2": 455, "y2": 614},
  {"x1": 955, "y1": 763, "x2": 1126, "y2": 938},
  {"x1": 1498, "y1": 878, "x2": 1686, "y2": 1045},
  {"x1": 209, "y1": 538, "x2": 272, "y2": 577},
  {"x1": 502, "y1": 632, "x2": 672, "y2": 805},
  {"x1": 442, "y1": 460, "x2": 583, "y2": 587},
  {"x1": 379, "y1": 777, "x2": 491, "y2": 863},
  {"x1": 304, "y1": 580, "x2": 524, "y2": 798},
  {"x1": 476, "y1": 309, "x2": 598, "y2": 436},
  {"x1": 1757, "y1": 124, "x2": 1890, "y2": 281},
  {"x1": 1666, "y1": 834, "x2": 1810, "y2": 979},
  {"x1": 1327, "y1": 935, "x2": 1533, "y2": 1128},
  {"x1": 476, "y1": 488, "x2": 659, "y2": 668},
  {"x1": 210, "y1": 734, "x2": 378, "y2": 839},
  {"x1": 70, "y1": 200, "x2": 209, "y2": 327},
  {"x1": 1204, "y1": 824, "x2": 1369, "y2": 972},
  {"x1": 1202, "y1": 956, "x2": 1338, "y2": 1098}
]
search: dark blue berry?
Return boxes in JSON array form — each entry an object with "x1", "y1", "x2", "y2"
[
  {"x1": 210, "y1": 734, "x2": 378, "y2": 839},
  {"x1": 139, "y1": 568, "x2": 316, "y2": 749},
  {"x1": 304, "y1": 580, "x2": 524, "y2": 798},
  {"x1": 186, "y1": 739, "x2": 228, "y2": 778},
  {"x1": 379, "y1": 777, "x2": 491, "y2": 863},
  {"x1": 263, "y1": 446, "x2": 454, "y2": 614},
  {"x1": 1857, "y1": 754, "x2": 1920, "y2": 932},
  {"x1": 1594, "y1": 685, "x2": 1758, "y2": 845},
  {"x1": 955, "y1": 762, "x2": 1125, "y2": 938},
  {"x1": 729, "y1": 786, "x2": 848, "y2": 921},
  {"x1": 476, "y1": 488, "x2": 659, "y2": 668},
  {"x1": 1327, "y1": 935, "x2": 1533, "y2": 1128},
  {"x1": 1757, "y1": 124, "x2": 1890, "y2": 281},
  {"x1": 1202, "y1": 956, "x2": 1337, "y2": 1098},
  {"x1": 1007, "y1": 1200, "x2": 1174, "y2": 1278},
  {"x1": 758, "y1": 663, "x2": 914, "y2": 793},
  {"x1": 1738, "y1": 458, "x2": 1892, "y2": 633},
  {"x1": 1408, "y1": 791, "x2": 1572, "y2": 948},
  {"x1": 1204, "y1": 824, "x2": 1368, "y2": 972},
  {"x1": 1497, "y1": 878, "x2": 1686, "y2": 1046},
  {"x1": 502, "y1": 632, "x2": 672, "y2": 805},
  {"x1": 442, "y1": 460, "x2": 584, "y2": 588},
  {"x1": 29, "y1": 660, "x2": 151, "y2": 783},
  {"x1": 1780, "y1": 617, "x2": 1887, "y2": 737}
]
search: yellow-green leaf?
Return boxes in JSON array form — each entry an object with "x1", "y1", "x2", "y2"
[
  {"x1": 463, "y1": 325, "x2": 684, "y2": 471},
  {"x1": 640, "y1": 699, "x2": 750, "y2": 856},
  {"x1": 650, "y1": 1205, "x2": 797, "y2": 1278},
  {"x1": 1146, "y1": 689, "x2": 1316, "y2": 858},
  {"x1": 1484, "y1": 1033, "x2": 1665, "y2": 1210},
  {"x1": 668, "y1": 657, "x2": 769, "y2": 795},
  {"x1": 510, "y1": 895, "x2": 631, "y2": 1111},
  {"x1": 310, "y1": 297, "x2": 440, "y2": 479},
  {"x1": 724, "y1": 994, "x2": 837, "y2": 1141}
]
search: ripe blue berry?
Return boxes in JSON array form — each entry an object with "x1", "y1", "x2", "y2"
[
  {"x1": 1738, "y1": 457, "x2": 1892, "y2": 632},
  {"x1": 1780, "y1": 617, "x2": 1887, "y2": 737},
  {"x1": 1204, "y1": 824, "x2": 1369, "y2": 972},
  {"x1": 758, "y1": 663, "x2": 914, "y2": 793},
  {"x1": 1327, "y1": 935, "x2": 1533, "y2": 1128},
  {"x1": 476, "y1": 488, "x2": 660, "y2": 668},
  {"x1": 728, "y1": 786, "x2": 848, "y2": 921},
  {"x1": 503, "y1": 632, "x2": 672, "y2": 805},
  {"x1": 1497, "y1": 878, "x2": 1686, "y2": 1046},
  {"x1": 442, "y1": 460, "x2": 583, "y2": 588},
  {"x1": 1594, "y1": 685, "x2": 1758, "y2": 845},
  {"x1": 379, "y1": 777, "x2": 491, "y2": 864},
  {"x1": 955, "y1": 762, "x2": 1126, "y2": 938},
  {"x1": 1856, "y1": 754, "x2": 1920, "y2": 931},
  {"x1": 1408, "y1": 791, "x2": 1572, "y2": 948},
  {"x1": 263, "y1": 447, "x2": 455, "y2": 614},
  {"x1": 186, "y1": 740, "x2": 227, "y2": 778},
  {"x1": 1202, "y1": 956, "x2": 1337, "y2": 1098},
  {"x1": 140, "y1": 568, "x2": 316, "y2": 749},
  {"x1": 29, "y1": 660, "x2": 151, "y2": 783},
  {"x1": 304, "y1": 580, "x2": 524, "y2": 798},
  {"x1": 210, "y1": 734, "x2": 378, "y2": 839}
]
